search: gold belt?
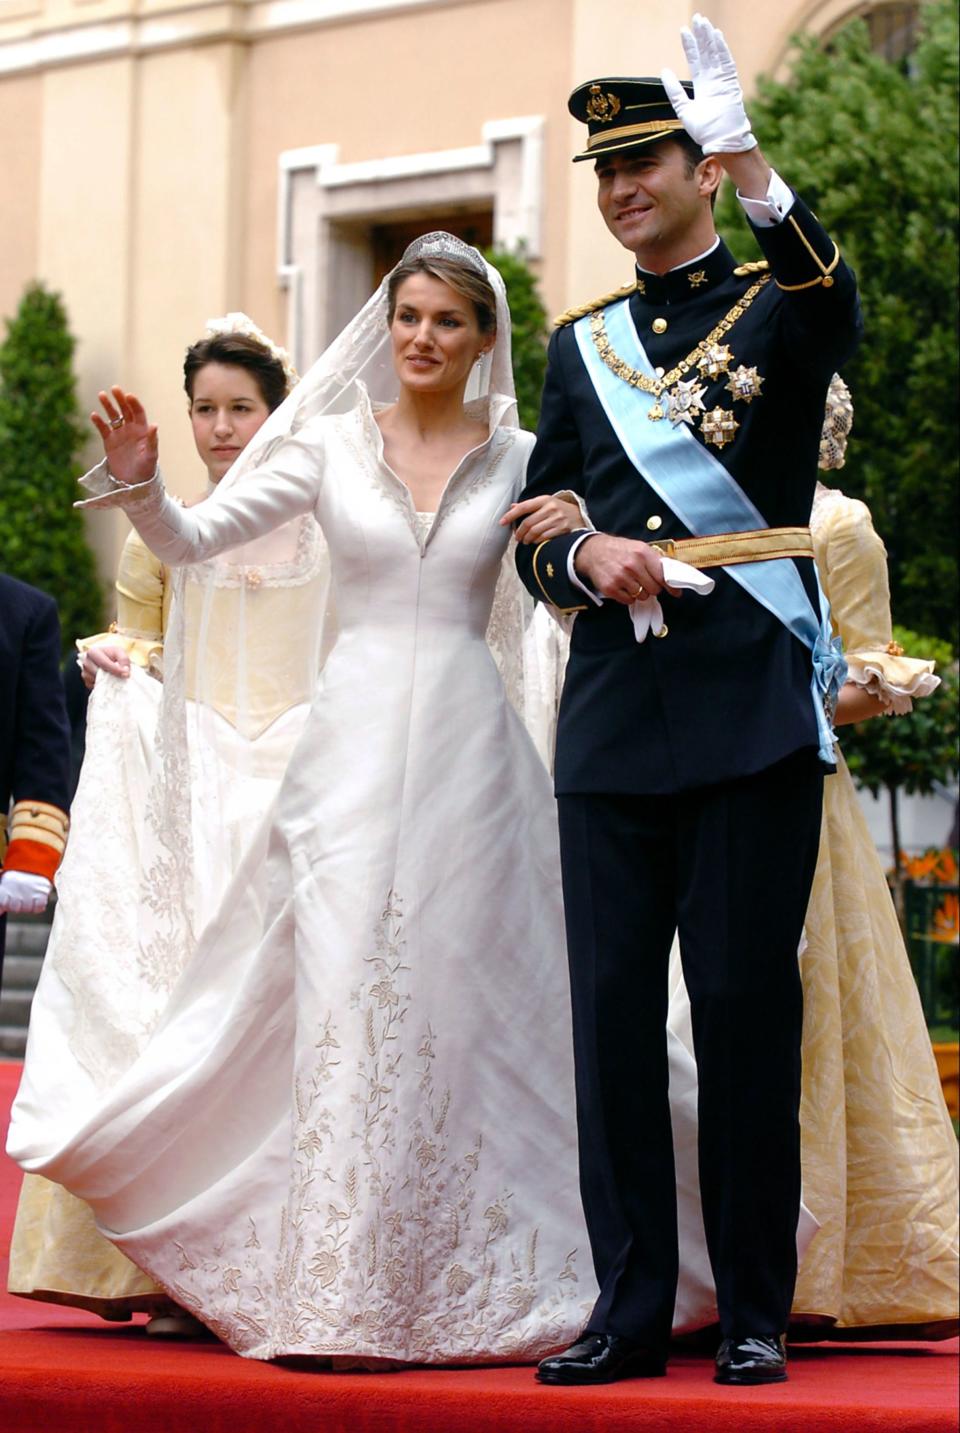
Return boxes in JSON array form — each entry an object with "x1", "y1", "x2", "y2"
[{"x1": 651, "y1": 526, "x2": 814, "y2": 569}]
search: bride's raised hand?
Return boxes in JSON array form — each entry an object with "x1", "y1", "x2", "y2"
[
  {"x1": 90, "y1": 386, "x2": 159, "y2": 486},
  {"x1": 501, "y1": 492, "x2": 587, "y2": 544}
]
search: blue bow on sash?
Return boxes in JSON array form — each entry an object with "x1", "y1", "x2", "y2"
[{"x1": 575, "y1": 299, "x2": 846, "y2": 763}]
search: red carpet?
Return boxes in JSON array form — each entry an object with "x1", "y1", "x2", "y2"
[{"x1": 1, "y1": 1060, "x2": 956, "y2": 1433}]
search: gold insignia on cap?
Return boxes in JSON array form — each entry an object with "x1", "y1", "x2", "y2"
[
  {"x1": 585, "y1": 85, "x2": 622, "y2": 123},
  {"x1": 701, "y1": 406, "x2": 740, "y2": 448},
  {"x1": 726, "y1": 365, "x2": 764, "y2": 404},
  {"x1": 546, "y1": 562, "x2": 555, "y2": 578},
  {"x1": 688, "y1": 270, "x2": 708, "y2": 288}
]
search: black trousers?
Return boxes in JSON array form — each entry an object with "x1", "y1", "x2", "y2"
[{"x1": 557, "y1": 749, "x2": 824, "y2": 1349}]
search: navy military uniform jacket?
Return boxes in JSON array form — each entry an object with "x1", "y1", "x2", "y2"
[
  {"x1": 0, "y1": 574, "x2": 71, "y2": 880},
  {"x1": 516, "y1": 194, "x2": 862, "y2": 795}
]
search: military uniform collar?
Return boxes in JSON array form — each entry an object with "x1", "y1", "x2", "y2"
[{"x1": 633, "y1": 239, "x2": 736, "y2": 306}]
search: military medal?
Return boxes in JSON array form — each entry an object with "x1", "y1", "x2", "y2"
[
  {"x1": 725, "y1": 365, "x2": 764, "y2": 403},
  {"x1": 666, "y1": 378, "x2": 707, "y2": 427},
  {"x1": 588, "y1": 274, "x2": 771, "y2": 437},
  {"x1": 701, "y1": 406, "x2": 740, "y2": 448},
  {"x1": 697, "y1": 342, "x2": 733, "y2": 379}
]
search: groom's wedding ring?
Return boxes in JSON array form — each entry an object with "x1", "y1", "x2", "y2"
[
  {"x1": 109, "y1": 417, "x2": 124, "y2": 429},
  {"x1": 632, "y1": 585, "x2": 646, "y2": 599}
]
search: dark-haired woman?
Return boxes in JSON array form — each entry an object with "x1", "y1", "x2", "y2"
[
  {"x1": 10, "y1": 236, "x2": 723, "y2": 1364},
  {"x1": 6, "y1": 316, "x2": 318, "y2": 1333},
  {"x1": 76, "y1": 319, "x2": 295, "y2": 690}
]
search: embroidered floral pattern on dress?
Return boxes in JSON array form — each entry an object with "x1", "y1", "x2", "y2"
[{"x1": 158, "y1": 890, "x2": 584, "y2": 1361}]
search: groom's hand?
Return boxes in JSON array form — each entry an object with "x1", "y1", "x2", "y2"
[
  {"x1": 574, "y1": 534, "x2": 675, "y2": 605},
  {"x1": 661, "y1": 13, "x2": 756, "y2": 155}
]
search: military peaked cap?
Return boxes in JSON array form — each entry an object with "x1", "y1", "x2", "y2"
[{"x1": 569, "y1": 76, "x2": 694, "y2": 162}]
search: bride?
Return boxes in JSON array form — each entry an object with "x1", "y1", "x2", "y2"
[{"x1": 8, "y1": 235, "x2": 721, "y2": 1363}]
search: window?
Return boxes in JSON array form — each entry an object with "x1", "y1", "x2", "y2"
[
  {"x1": 867, "y1": 2, "x2": 919, "y2": 64},
  {"x1": 371, "y1": 212, "x2": 494, "y2": 287}
]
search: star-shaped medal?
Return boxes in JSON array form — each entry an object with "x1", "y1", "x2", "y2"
[
  {"x1": 697, "y1": 342, "x2": 733, "y2": 379},
  {"x1": 701, "y1": 406, "x2": 740, "y2": 448},
  {"x1": 725, "y1": 365, "x2": 764, "y2": 404},
  {"x1": 666, "y1": 378, "x2": 707, "y2": 427}
]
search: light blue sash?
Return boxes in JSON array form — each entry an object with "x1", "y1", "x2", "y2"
[{"x1": 575, "y1": 298, "x2": 845, "y2": 762}]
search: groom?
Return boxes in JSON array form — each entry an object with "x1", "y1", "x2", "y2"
[{"x1": 516, "y1": 15, "x2": 861, "y2": 1385}]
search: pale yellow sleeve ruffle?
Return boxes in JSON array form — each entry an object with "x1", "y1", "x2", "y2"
[
  {"x1": 816, "y1": 493, "x2": 938, "y2": 715},
  {"x1": 75, "y1": 530, "x2": 170, "y2": 677}
]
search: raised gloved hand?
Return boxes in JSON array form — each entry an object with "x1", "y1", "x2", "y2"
[
  {"x1": 0, "y1": 870, "x2": 53, "y2": 915},
  {"x1": 661, "y1": 13, "x2": 757, "y2": 155}
]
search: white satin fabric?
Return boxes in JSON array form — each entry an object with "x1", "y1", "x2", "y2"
[
  {"x1": 10, "y1": 393, "x2": 720, "y2": 1362},
  {"x1": 28, "y1": 669, "x2": 308, "y2": 1089}
]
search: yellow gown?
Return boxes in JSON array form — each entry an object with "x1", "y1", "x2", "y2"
[
  {"x1": 9, "y1": 506, "x2": 327, "y2": 1318},
  {"x1": 9, "y1": 531, "x2": 171, "y2": 1316},
  {"x1": 791, "y1": 485, "x2": 958, "y2": 1337}
]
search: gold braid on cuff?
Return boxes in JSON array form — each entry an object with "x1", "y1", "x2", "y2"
[{"x1": 9, "y1": 800, "x2": 70, "y2": 856}]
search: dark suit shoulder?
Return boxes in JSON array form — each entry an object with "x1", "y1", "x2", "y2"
[{"x1": 0, "y1": 573, "x2": 58, "y2": 620}]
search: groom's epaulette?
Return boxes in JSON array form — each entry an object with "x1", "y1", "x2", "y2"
[
  {"x1": 554, "y1": 282, "x2": 639, "y2": 327},
  {"x1": 732, "y1": 259, "x2": 770, "y2": 277}
]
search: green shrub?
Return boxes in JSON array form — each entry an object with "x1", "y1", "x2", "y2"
[
  {"x1": 0, "y1": 283, "x2": 104, "y2": 650},
  {"x1": 715, "y1": 0, "x2": 959, "y2": 648},
  {"x1": 484, "y1": 247, "x2": 549, "y2": 432}
]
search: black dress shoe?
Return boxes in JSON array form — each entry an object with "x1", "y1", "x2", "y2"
[
  {"x1": 537, "y1": 1332, "x2": 667, "y2": 1385},
  {"x1": 714, "y1": 1334, "x2": 788, "y2": 1385}
]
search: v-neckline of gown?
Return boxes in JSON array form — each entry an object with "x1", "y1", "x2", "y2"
[{"x1": 357, "y1": 385, "x2": 511, "y2": 554}]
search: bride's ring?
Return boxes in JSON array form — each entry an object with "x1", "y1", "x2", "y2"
[{"x1": 109, "y1": 417, "x2": 124, "y2": 430}]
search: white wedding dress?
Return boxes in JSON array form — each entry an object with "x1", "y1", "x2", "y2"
[{"x1": 8, "y1": 388, "x2": 722, "y2": 1362}]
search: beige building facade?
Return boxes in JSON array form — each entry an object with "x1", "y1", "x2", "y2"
[{"x1": 0, "y1": 0, "x2": 916, "y2": 574}]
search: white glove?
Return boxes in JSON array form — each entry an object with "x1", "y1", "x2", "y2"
[
  {"x1": 629, "y1": 557, "x2": 715, "y2": 643},
  {"x1": 0, "y1": 870, "x2": 53, "y2": 915},
  {"x1": 661, "y1": 13, "x2": 757, "y2": 155}
]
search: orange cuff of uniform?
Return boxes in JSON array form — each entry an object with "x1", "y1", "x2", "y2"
[
  {"x1": 1, "y1": 800, "x2": 69, "y2": 882},
  {"x1": 2, "y1": 838, "x2": 61, "y2": 883}
]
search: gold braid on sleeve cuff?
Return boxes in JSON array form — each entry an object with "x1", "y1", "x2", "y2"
[
  {"x1": 8, "y1": 800, "x2": 69, "y2": 858},
  {"x1": 775, "y1": 223, "x2": 841, "y2": 292}
]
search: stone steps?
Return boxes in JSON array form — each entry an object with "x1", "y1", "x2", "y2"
[{"x1": 0, "y1": 914, "x2": 52, "y2": 1061}]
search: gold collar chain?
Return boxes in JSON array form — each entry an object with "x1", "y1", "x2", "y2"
[{"x1": 589, "y1": 274, "x2": 771, "y2": 399}]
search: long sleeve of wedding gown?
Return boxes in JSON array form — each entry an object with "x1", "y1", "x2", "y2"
[
  {"x1": 812, "y1": 489, "x2": 938, "y2": 713},
  {"x1": 75, "y1": 422, "x2": 326, "y2": 565}
]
